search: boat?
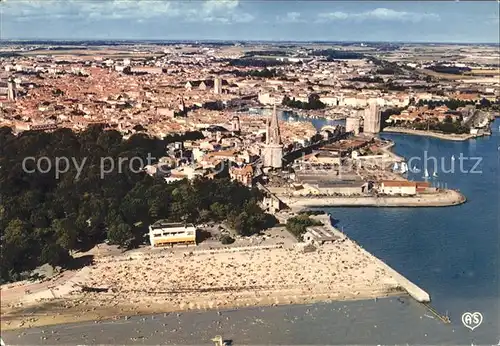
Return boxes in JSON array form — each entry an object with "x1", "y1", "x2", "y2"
[
  {"x1": 433, "y1": 171, "x2": 438, "y2": 178},
  {"x1": 451, "y1": 155, "x2": 455, "y2": 161},
  {"x1": 424, "y1": 169, "x2": 430, "y2": 179},
  {"x1": 412, "y1": 165, "x2": 421, "y2": 173},
  {"x1": 400, "y1": 162, "x2": 408, "y2": 174},
  {"x1": 393, "y1": 162, "x2": 399, "y2": 171}
]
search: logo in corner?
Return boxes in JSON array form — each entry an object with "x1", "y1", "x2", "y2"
[{"x1": 461, "y1": 311, "x2": 483, "y2": 331}]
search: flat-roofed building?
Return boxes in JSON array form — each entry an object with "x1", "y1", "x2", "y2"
[
  {"x1": 379, "y1": 180, "x2": 417, "y2": 196},
  {"x1": 303, "y1": 225, "x2": 339, "y2": 246},
  {"x1": 291, "y1": 181, "x2": 366, "y2": 196},
  {"x1": 148, "y1": 221, "x2": 197, "y2": 247}
]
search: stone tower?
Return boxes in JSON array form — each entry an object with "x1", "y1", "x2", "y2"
[
  {"x1": 214, "y1": 77, "x2": 222, "y2": 94},
  {"x1": 231, "y1": 115, "x2": 240, "y2": 133},
  {"x1": 262, "y1": 104, "x2": 283, "y2": 169},
  {"x1": 363, "y1": 100, "x2": 381, "y2": 134},
  {"x1": 346, "y1": 116, "x2": 361, "y2": 135}
]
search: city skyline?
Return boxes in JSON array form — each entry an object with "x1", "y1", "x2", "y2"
[{"x1": 1, "y1": 0, "x2": 499, "y2": 43}]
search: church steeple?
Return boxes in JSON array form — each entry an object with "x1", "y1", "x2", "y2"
[
  {"x1": 262, "y1": 104, "x2": 283, "y2": 169},
  {"x1": 267, "y1": 104, "x2": 281, "y2": 145}
]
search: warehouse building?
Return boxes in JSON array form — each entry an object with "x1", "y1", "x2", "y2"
[{"x1": 148, "y1": 221, "x2": 197, "y2": 248}]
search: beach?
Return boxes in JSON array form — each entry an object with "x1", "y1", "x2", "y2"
[{"x1": 1, "y1": 233, "x2": 405, "y2": 331}]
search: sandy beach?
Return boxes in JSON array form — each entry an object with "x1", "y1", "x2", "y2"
[{"x1": 1, "y1": 235, "x2": 404, "y2": 330}]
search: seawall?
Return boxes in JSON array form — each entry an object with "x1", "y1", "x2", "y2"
[
  {"x1": 383, "y1": 127, "x2": 477, "y2": 141},
  {"x1": 314, "y1": 215, "x2": 430, "y2": 303},
  {"x1": 280, "y1": 189, "x2": 466, "y2": 210},
  {"x1": 357, "y1": 244, "x2": 431, "y2": 303}
]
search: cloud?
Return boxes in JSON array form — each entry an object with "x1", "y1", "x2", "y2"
[
  {"x1": 317, "y1": 11, "x2": 349, "y2": 22},
  {"x1": 197, "y1": 0, "x2": 254, "y2": 24},
  {"x1": 3, "y1": 0, "x2": 253, "y2": 24},
  {"x1": 277, "y1": 12, "x2": 304, "y2": 23},
  {"x1": 202, "y1": 0, "x2": 239, "y2": 13},
  {"x1": 486, "y1": 16, "x2": 499, "y2": 25},
  {"x1": 317, "y1": 8, "x2": 440, "y2": 23}
]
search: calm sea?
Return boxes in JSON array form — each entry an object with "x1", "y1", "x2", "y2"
[{"x1": 4, "y1": 117, "x2": 499, "y2": 345}]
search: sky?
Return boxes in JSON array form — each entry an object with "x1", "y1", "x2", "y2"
[{"x1": 1, "y1": 0, "x2": 499, "y2": 43}]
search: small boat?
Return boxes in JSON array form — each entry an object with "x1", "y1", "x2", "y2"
[
  {"x1": 400, "y1": 162, "x2": 408, "y2": 174},
  {"x1": 424, "y1": 168, "x2": 430, "y2": 179},
  {"x1": 393, "y1": 162, "x2": 400, "y2": 171},
  {"x1": 412, "y1": 165, "x2": 421, "y2": 173},
  {"x1": 451, "y1": 155, "x2": 455, "y2": 161},
  {"x1": 433, "y1": 171, "x2": 438, "y2": 178}
]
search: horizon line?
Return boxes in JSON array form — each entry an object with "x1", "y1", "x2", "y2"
[{"x1": 1, "y1": 38, "x2": 499, "y2": 45}]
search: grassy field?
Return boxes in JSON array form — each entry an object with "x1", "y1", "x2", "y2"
[
  {"x1": 467, "y1": 69, "x2": 500, "y2": 76},
  {"x1": 20, "y1": 47, "x2": 164, "y2": 59},
  {"x1": 418, "y1": 68, "x2": 470, "y2": 80}
]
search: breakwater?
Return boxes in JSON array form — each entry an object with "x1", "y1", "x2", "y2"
[
  {"x1": 280, "y1": 189, "x2": 466, "y2": 210},
  {"x1": 383, "y1": 127, "x2": 478, "y2": 141},
  {"x1": 315, "y1": 215, "x2": 430, "y2": 303}
]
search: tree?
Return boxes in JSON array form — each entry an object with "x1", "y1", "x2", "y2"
[
  {"x1": 479, "y1": 98, "x2": 491, "y2": 109},
  {"x1": 286, "y1": 214, "x2": 322, "y2": 239},
  {"x1": 209, "y1": 202, "x2": 228, "y2": 220},
  {"x1": 107, "y1": 222, "x2": 134, "y2": 248},
  {"x1": 0, "y1": 124, "x2": 273, "y2": 282},
  {"x1": 3, "y1": 219, "x2": 32, "y2": 250},
  {"x1": 52, "y1": 218, "x2": 78, "y2": 251}
]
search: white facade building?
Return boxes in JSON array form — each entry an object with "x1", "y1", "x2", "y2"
[{"x1": 149, "y1": 221, "x2": 197, "y2": 247}]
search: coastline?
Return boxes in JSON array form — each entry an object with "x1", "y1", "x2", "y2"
[
  {"x1": 1, "y1": 233, "x2": 407, "y2": 331},
  {"x1": 382, "y1": 127, "x2": 478, "y2": 141},
  {"x1": 0, "y1": 288, "x2": 402, "y2": 332},
  {"x1": 279, "y1": 189, "x2": 466, "y2": 210}
]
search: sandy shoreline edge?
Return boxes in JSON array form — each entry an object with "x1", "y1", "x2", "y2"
[
  {"x1": 2, "y1": 220, "x2": 423, "y2": 332},
  {"x1": 0, "y1": 288, "x2": 404, "y2": 331}
]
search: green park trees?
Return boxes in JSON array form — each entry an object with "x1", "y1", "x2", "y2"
[
  {"x1": 0, "y1": 126, "x2": 269, "y2": 282},
  {"x1": 285, "y1": 214, "x2": 322, "y2": 239}
]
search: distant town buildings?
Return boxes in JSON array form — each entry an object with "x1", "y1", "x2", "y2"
[{"x1": 0, "y1": 42, "x2": 497, "y2": 194}]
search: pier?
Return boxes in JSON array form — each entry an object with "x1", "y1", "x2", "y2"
[
  {"x1": 279, "y1": 189, "x2": 466, "y2": 210},
  {"x1": 422, "y1": 303, "x2": 451, "y2": 324}
]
